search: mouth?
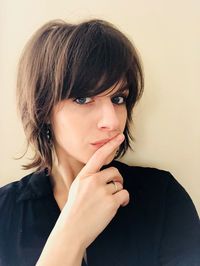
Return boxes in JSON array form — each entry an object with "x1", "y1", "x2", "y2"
[{"x1": 91, "y1": 134, "x2": 119, "y2": 147}]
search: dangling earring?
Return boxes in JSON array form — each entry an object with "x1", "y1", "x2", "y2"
[
  {"x1": 46, "y1": 124, "x2": 52, "y2": 145},
  {"x1": 115, "y1": 148, "x2": 119, "y2": 156}
]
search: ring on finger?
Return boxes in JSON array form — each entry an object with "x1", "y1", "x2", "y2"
[{"x1": 111, "y1": 181, "x2": 118, "y2": 193}]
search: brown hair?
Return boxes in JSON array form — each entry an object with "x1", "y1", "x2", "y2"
[{"x1": 17, "y1": 18, "x2": 144, "y2": 172}]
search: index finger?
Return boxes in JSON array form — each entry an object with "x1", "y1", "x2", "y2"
[{"x1": 79, "y1": 133, "x2": 125, "y2": 177}]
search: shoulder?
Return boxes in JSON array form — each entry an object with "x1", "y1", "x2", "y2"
[
  {"x1": 0, "y1": 173, "x2": 34, "y2": 208},
  {"x1": 0, "y1": 173, "x2": 35, "y2": 235},
  {"x1": 112, "y1": 161, "x2": 200, "y2": 263},
  {"x1": 110, "y1": 159, "x2": 172, "y2": 178},
  {"x1": 0, "y1": 169, "x2": 50, "y2": 210},
  {"x1": 109, "y1": 160, "x2": 175, "y2": 192},
  {"x1": 0, "y1": 172, "x2": 35, "y2": 193},
  {"x1": 110, "y1": 160, "x2": 199, "y2": 218}
]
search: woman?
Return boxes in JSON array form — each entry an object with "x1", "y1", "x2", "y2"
[{"x1": 0, "y1": 19, "x2": 199, "y2": 266}]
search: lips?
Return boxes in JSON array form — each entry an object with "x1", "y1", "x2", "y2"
[
  {"x1": 91, "y1": 139, "x2": 110, "y2": 145},
  {"x1": 91, "y1": 134, "x2": 118, "y2": 145}
]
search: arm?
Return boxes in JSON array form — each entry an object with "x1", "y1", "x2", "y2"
[
  {"x1": 36, "y1": 217, "x2": 85, "y2": 266},
  {"x1": 36, "y1": 134, "x2": 129, "y2": 265}
]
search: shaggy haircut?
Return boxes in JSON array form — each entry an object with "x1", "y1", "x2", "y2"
[{"x1": 17, "y1": 19, "x2": 144, "y2": 172}]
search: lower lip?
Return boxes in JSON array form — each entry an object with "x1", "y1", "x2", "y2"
[{"x1": 91, "y1": 142, "x2": 107, "y2": 148}]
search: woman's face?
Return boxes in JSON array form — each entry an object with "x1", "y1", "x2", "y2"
[{"x1": 51, "y1": 81, "x2": 129, "y2": 166}]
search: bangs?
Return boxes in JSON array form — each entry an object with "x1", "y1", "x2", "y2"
[
  {"x1": 16, "y1": 18, "x2": 144, "y2": 171},
  {"x1": 61, "y1": 20, "x2": 134, "y2": 99}
]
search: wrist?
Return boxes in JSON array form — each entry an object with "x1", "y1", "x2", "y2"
[{"x1": 36, "y1": 216, "x2": 86, "y2": 266}]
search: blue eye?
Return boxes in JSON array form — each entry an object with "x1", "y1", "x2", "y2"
[
  {"x1": 111, "y1": 95, "x2": 127, "y2": 105},
  {"x1": 73, "y1": 97, "x2": 93, "y2": 104}
]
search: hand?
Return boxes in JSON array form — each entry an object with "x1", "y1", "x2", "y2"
[{"x1": 61, "y1": 133, "x2": 130, "y2": 249}]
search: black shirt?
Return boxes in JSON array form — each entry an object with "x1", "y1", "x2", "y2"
[{"x1": 0, "y1": 160, "x2": 199, "y2": 266}]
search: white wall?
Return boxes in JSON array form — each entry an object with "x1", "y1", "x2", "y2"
[{"x1": 0, "y1": 0, "x2": 199, "y2": 215}]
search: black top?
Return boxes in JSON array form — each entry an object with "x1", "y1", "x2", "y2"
[{"x1": 0, "y1": 160, "x2": 199, "y2": 266}]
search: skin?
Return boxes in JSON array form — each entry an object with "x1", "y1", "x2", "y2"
[
  {"x1": 36, "y1": 80, "x2": 130, "y2": 265},
  {"x1": 37, "y1": 133, "x2": 130, "y2": 266},
  {"x1": 50, "y1": 80, "x2": 129, "y2": 207}
]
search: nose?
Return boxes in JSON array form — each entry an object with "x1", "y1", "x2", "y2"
[{"x1": 97, "y1": 100, "x2": 120, "y2": 131}]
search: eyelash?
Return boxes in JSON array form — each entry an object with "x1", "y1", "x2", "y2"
[{"x1": 73, "y1": 94, "x2": 128, "y2": 105}]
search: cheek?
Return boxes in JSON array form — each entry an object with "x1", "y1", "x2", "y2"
[
  {"x1": 52, "y1": 111, "x2": 91, "y2": 150},
  {"x1": 118, "y1": 107, "x2": 128, "y2": 130}
]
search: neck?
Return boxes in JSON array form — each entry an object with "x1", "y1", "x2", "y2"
[{"x1": 49, "y1": 151, "x2": 85, "y2": 209}]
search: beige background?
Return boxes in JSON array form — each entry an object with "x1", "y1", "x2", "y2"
[{"x1": 0, "y1": 0, "x2": 199, "y2": 216}]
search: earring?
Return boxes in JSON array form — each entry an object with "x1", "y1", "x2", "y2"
[
  {"x1": 46, "y1": 124, "x2": 52, "y2": 144},
  {"x1": 115, "y1": 149, "x2": 120, "y2": 156}
]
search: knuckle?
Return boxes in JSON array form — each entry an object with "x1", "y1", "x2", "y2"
[
  {"x1": 114, "y1": 170, "x2": 123, "y2": 183},
  {"x1": 109, "y1": 167, "x2": 122, "y2": 178},
  {"x1": 109, "y1": 166, "x2": 117, "y2": 171},
  {"x1": 116, "y1": 189, "x2": 130, "y2": 207},
  {"x1": 110, "y1": 167, "x2": 119, "y2": 175},
  {"x1": 121, "y1": 189, "x2": 129, "y2": 196},
  {"x1": 123, "y1": 189, "x2": 130, "y2": 200}
]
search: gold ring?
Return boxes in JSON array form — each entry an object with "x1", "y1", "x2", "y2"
[{"x1": 111, "y1": 181, "x2": 118, "y2": 193}]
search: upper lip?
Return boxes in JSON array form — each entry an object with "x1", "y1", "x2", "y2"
[{"x1": 91, "y1": 135, "x2": 118, "y2": 145}]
